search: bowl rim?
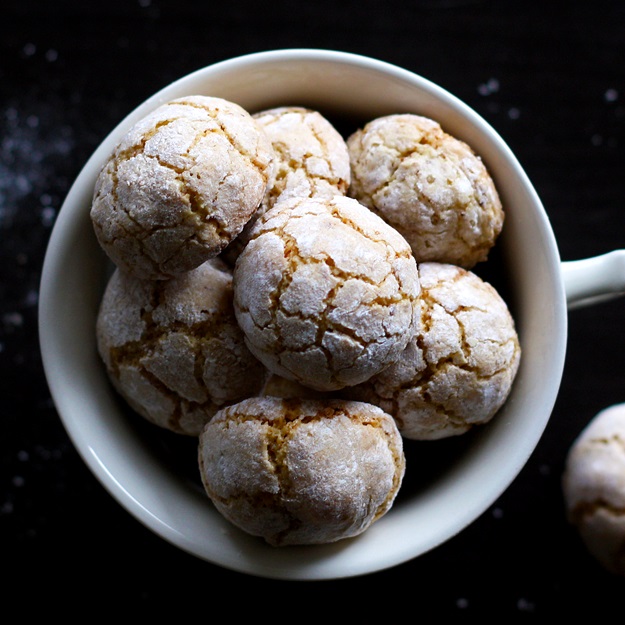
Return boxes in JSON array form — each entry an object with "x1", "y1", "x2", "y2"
[{"x1": 38, "y1": 47, "x2": 567, "y2": 580}]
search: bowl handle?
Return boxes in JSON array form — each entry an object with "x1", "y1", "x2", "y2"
[{"x1": 562, "y1": 250, "x2": 625, "y2": 309}]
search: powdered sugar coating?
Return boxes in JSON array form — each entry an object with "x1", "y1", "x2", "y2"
[
  {"x1": 197, "y1": 396, "x2": 405, "y2": 546},
  {"x1": 253, "y1": 106, "x2": 350, "y2": 209},
  {"x1": 91, "y1": 95, "x2": 274, "y2": 280},
  {"x1": 346, "y1": 262, "x2": 521, "y2": 440},
  {"x1": 222, "y1": 106, "x2": 350, "y2": 264},
  {"x1": 96, "y1": 259, "x2": 267, "y2": 435},
  {"x1": 562, "y1": 403, "x2": 625, "y2": 575},
  {"x1": 347, "y1": 114, "x2": 503, "y2": 268},
  {"x1": 233, "y1": 194, "x2": 421, "y2": 392}
]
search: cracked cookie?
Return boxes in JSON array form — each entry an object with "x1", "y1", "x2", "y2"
[
  {"x1": 347, "y1": 114, "x2": 504, "y2": 269},
  {"x1": 232, "y1": 194, "x2": 421, "y2": 392},
  {"x1": 253, "y1": 105, "x2": 350, "y2": 210},
  {"x1": 563, "y1": 403, "x2": 625, "y2": 576},
  {"x1": 197, "y1": 396, "x2": 405, "y2": 546},
  {"x1": 91, "y1": 95, "x2": 274, "y2": 280},
  {"x1": 346, "y1": 262, "x2": 521, "y2": 440},
  {"x1": 96, "y1": 258, "x2": 267, "y2": 436},
  {"x1": 222, "y1": 105, "x2": 350, "y2": 264}
]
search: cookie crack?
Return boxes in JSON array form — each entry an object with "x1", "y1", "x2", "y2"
[
  {"x1": 168, "y1": 98, "x2": 271, "y2": 178},
  {"x1": 107, "y1": 296, "x2": 231, "y2": 408}
]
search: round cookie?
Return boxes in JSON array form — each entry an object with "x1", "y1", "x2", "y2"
[
  {"x1": 222, "y1": 106, "x2": 350, "y2": 264},
  {"x1": 562, "y1": 403, "x2": 625, "y2": 576},
  {"x1": 232, "y1": 194, "x2": 421, "y2": 392},
  {"x1": 347, "y1": 113, "x2": 503, "y2": 268},
  {"x1": 91, "y1": 95, "x2": 275, "y2": 280},
  {"x1": 253, "y1": 106, "x2": 350, "y2": 210},
  {"x1": 96, "y1": 258, "x2": 267, "y2": 436},
  {"x1": 197, "y1": 396, "x2": 405, "y2": 546},
  {"x1": 346, "y1": 262, "x2": 521, "y2": 440}
]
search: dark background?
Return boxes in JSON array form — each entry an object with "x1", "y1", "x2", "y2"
[{"x1": 2, "y1": 0, "x2": 625, "y2": 617}]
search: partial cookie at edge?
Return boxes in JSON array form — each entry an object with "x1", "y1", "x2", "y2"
[{"x1": 563, "y1": 402, "x2": 625, "y2": 576}]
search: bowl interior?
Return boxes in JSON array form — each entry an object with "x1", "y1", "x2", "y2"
[{"x1": 38, "y1": 49, "x2": 567, "y2": 580}]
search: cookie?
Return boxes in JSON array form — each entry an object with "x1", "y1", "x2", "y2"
[
  {"x1": 232, "y1": 194, "x2": 421, "y2": 391},
  {"x1": 346, "y1": 262, "x2": 521, "y2": 439},
  {"x1": 96, "y1": 258, "x2": 267, "y2": 435},
  {"x1": 197, "y1": 396, "x2": 405, "y2": 546},
  {"x1": 347, "y1": 114, "x2": 503, "y2": 268},
  {"x1": 563, "y1": 403, "x2": 625, "y2": 576},
  {"x1": 222, "y1": 105, "x2": 350, "y2": 264},
  {"x1": 91, "y1": 95, "x2": 274, "y2": 279},
  {"x1": 253, "y1": 106, "x2": 350, "y2": 209}
]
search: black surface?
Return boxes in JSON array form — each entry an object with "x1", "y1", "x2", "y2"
[{"x1": 3, "y1": 0, "x2": 625, "y2": 617}]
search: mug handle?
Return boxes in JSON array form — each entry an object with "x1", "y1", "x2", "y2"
[{"x1": 562, "y1": 250, "x2": 625, "y2": 309}]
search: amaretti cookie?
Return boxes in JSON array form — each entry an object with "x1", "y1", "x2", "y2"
[
  {"x1": 346, "y1": 262, "x2": 521, "y2": 440},
  {"x1": 253, "y1": 106, "x2": 350, "y2": 209},
  {"x1": 562, "y1": 403, "x2": 625, "y2": 576},
  {"x1": 221, "y1": 106, "x2": 350, "y2": 264},
  {"x1": 233, "y1": 194, "x2": 421, "y2": 392},
  {"x1": 347, "y1": 114, "x2": 503, "y2": 268},
  {"x1": 96, "y1": 258, "x2": 267, "y2": 436},
  {"x1": 91, "y1": 95, "x2": 274, "y2": 280},
  {"x1": 197, "y1": 396, "x2": 405, "y2": 546}
]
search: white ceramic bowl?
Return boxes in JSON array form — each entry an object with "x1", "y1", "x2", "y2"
[{"x1": 38, "y1": 49, "x2": 625, "y2": 580}]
